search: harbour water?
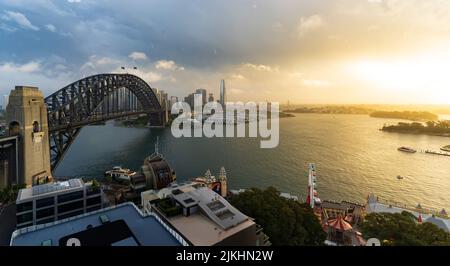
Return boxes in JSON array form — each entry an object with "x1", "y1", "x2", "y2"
[{"x1": 54, "y1": 114, "x2": 450, "y2": 211}]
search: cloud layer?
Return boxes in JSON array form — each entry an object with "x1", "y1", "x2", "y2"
[{"x1": 1, "y1": 0, "x2": 450, "y2": 105}]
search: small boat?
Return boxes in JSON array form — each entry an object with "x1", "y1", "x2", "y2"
[
  {"x1": 397, "y1": 175, "x2": 404, "y2": 180},
  {"x1": 398, "y1": 147, "x2": 416, "y2": 153},
  {"x1": 104, "y1": 166, "x2": 137, "y2": 181}
]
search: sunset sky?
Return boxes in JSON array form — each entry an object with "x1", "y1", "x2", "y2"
[{"x1": 1, "y1": 0, "x2": 450, "y2": 105}]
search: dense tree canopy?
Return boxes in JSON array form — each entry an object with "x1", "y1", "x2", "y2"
[
  {"x1": 230, "y1": 186, "x2": 326, "y2": 246},
  {"x1": 0, "y1": 184, "x2": 25, "y2": 204},
  {"x1": 382, "y1": 120, "x2": 450, "y2": 135},
  {"x1": 360, "y1": 211, "x2": 450, "y2": 246}
]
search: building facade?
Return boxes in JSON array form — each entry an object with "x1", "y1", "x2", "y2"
[
  {"x1": 208, "y1": 93, "x2": 214, "y2": 103},
  {"x1": 15, "y1": 178, "x2": 103, "y2": 229},
  {"x1": 170, "y1": 96, "x2": 179, "y2": 109},
  {"x1": 195, "y1": 89, "x2": 207, "y2": 106},
  {"x1": 193, "y1": 167, "x2": 227, "y2": 198},
  {"x1": 220, "y1": 79, "x2": 226, "y2": 106},
  {"x1": 140, "y1": 149, "x2": 176, "y2": 191},
  {"x1": 184, "y1": 93, "x2": 195, "y2": 109}
]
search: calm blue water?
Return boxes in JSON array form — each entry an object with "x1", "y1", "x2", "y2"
[{"x1": 54, "y1": 114, "x2": 450, "y2": 211}]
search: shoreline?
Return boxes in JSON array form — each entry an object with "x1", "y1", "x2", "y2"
[
  {"x1": 381, "y1": 129, "x2": 450, "y2": 137},
  {"x1": 114, "y1": 113, "x2": 295, "y2": 129}
]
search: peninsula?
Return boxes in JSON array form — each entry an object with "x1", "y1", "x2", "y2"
[
  {"x1": 381, "y1": 121, "x2": 450, "y2": 137},
  {"x1": 370, "y1": 111, "x2": 438, "y2": 121}
]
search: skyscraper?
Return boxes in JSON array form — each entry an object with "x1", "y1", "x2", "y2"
[
  {"x1": 170, "y1": 96, "x2": 178, "y2": 108},
  {"x1": 195, "y1": 88, "x2": 207, "y2": 106},
  {"x1": 184, "y1": 93, "x2": 195, "y2": 109},
  {"x1": 3, "y1": 95, "x2": 9, "y2": 109},
  {"x1": 220, "y1": 79, "x2": 226, "y2": 106}
]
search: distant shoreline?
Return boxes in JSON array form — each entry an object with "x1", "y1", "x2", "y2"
[
  {"x1": 285, "y1": 107, "x2": 442, "y2": 121},
  {"x1": 381, "y1": 129, "x2": 450, "y2": 137},
  {"x1": 370, "y1": 111, "x2": 438, "y2": 121}
]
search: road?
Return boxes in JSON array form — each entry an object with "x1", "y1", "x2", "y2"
[{"x1": 0, "y1": 204, "x2": 16, "y2": 246}]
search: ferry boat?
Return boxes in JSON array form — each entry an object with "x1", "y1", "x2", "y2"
[
  {"x1": 397, "y1": 146, "x2": 417, "y2": 153},
  {"x1": 104, "y1": 166, "x2": 137, "y2": 181}
]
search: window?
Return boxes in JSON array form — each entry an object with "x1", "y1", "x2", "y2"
[
  {"x1": 58, "y1": 200, "x2": 83, "y2": 214},
  {"x1": 86, "y1": 187, "x2": 100, "y2": 196},
  {"x1": 86, "y1": 196, "x2": 101, "y2": 206},
  {"x1": 36, "y1": 207, "x2": 54, "y2": 219},
  {"x1": 87, "y1": 205, "x2": 101, "y2": 213},
  {"x1": 57, "y1": 191, "x2": 83, "y2": 204},
  {"x1": 58, "y1": 209, "x2": 84, "y2": 220},
  {"x1": 16, "y1": 222, "x2": 32, "y2": 229},
  {"x1": 17, "y1": 212, "x2": 33, "y2": 224},
  {"x1": 32, "y1": 121, "x2": 40, "y2": 132},
  {"x1": 37, "y1": 217, "x2": 55, "y2": 225},
  {"x1": 36, "y1": 197, "x2": 54, "y2": 208},
  {"x1": 16, "y1": 201, "x2": 33, "y2": 213}
]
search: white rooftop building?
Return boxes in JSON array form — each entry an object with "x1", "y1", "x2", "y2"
[{"x1": 141, "y1": 182, "x2": 259, "y2": 246}]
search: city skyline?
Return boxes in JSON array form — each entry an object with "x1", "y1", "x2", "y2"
[{"x1": 2, "y1": 0, "x2": 450, "y2": 106}]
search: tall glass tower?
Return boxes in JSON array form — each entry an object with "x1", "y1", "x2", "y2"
[{"x1": 220, "y1": 79, "x2": 226, "y2": 106}]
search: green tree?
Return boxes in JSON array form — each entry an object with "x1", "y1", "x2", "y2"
[
  {"x1": 230, "y1": 186, "x2": 326, "y2": 246},
  {"x1": 426, "y1": 121, "x2": 436, "y2": 128},
  {"x1": 360, "y1": 211, "x2": 450, "y2": 246},
  {"x1": 0, "y1": 184, "x2": 25, "y2": 204},
  {"x1": 104, "y1": 175, "x2": 112, "y2": 183},
  {"x1": 91, "y1": 179, "x2": 100, "y2": 189}
]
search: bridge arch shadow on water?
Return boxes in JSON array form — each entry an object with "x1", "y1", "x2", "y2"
[{"x1": 45, "y1": 73, "x2": 163, "y2": 170}]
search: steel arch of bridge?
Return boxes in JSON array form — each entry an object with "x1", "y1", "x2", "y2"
[{"x1": 45, "y1": 73, "x2": 162, "y2": 170}]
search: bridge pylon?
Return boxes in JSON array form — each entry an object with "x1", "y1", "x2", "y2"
[{"x1": 6, "y1": 86, "x2": 52, "y2": 187}]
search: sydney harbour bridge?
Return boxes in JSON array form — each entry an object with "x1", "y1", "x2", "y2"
[{"x1": 1, "y1": 73, "x2": 167, "y2": 187}]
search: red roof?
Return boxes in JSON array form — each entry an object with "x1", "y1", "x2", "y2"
[{"x1": 328, "y1": 215, "x2": 353, "y2": 231}]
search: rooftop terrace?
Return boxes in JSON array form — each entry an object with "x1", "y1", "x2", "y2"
[{"x1": 10, "y1": 202, "x2": 185, "y2": 246}]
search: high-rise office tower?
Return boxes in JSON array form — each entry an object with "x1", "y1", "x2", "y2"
[
  {"x1": 184, "y1": 93, "x2": 195, "y2": 109},
  {"x1": 220, "y1": 80, "x2": 226, "y2": 106},
  {"x1": 3, "y1": 95, "x2": 9, "y2": 109},
  {"x1": 195, "y1": 88, "x2": 207, "y2": 106}
]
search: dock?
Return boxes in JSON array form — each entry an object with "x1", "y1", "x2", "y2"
[{"x1": 422, "y1": 150, "x2": 450, "y2": 157}]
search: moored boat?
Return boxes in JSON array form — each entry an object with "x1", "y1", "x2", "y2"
[
  {"x1": 104, "y1": 166, "x2": 137, "y2": 181},
  {"x1": 398, "y1": 146, "x2": 416, "y2": 153}
]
